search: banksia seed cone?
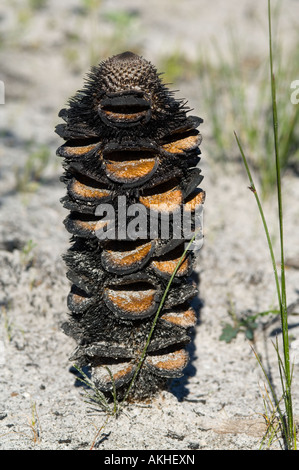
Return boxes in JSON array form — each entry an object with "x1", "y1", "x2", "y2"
[{"x1": 56, "y1": 51, "x2": 204, "y2": 400}]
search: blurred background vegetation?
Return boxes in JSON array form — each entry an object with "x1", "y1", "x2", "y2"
[{"x1": 0, "y1": 0, "x2": 298, "y2": 198}]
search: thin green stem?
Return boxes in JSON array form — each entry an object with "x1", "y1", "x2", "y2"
[
  {"x1": 233, "y1": 1, "x2": 296, "y2": 447},
  {"x1": 121, "y1": 233, "x2": 200, "y2": 405},
  {"x1": 234, "y1": 131, "x2": 281, "y2": 308},
  {"x1": 234, "y1": 128, "x2": 295, "y2": 448},
  {"x1": 251, "y1": 345, "x2": 287, "y2": 442},
  {"x1": 268, "y1": 0, "x2": 294, "y2": 447}
]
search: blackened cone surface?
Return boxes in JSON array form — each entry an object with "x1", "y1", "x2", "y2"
[{"x1": 57, "y1": 52, "x2": 204, "y2": 400}]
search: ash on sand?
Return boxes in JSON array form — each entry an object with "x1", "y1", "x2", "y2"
[{"x1": 1, "y1": 0, "x2": 299, "y2": 450}]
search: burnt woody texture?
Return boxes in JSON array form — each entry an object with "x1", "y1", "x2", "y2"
[{"x1": 56, "y1": 51, "x2": 205, "y2": 399}]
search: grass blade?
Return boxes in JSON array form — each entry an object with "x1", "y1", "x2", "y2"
[
  {"x1": 268, "y1": 0, "x2": 294, "y2": 447},
  {"x1": 234, "y1": 131, "x2": 281, "y2": 308},
  {"x1": 121, "y1": 230, "x2": 201, "y2": 405},
  {"x1": 233, "y1": 1, "x2": 296, "y2": 448}
]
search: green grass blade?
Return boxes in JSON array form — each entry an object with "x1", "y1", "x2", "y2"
[
  {"x1": 268, "y1": 0, "x2": 294, "y2": 447},
  {"x1": 251, "y1": 345, "x2": 287, "y2": 443},
  {"x1": 234, "y1": 131, "x2": 282, "y2": 309},
  {"x1": 121, "y1": 231, "x2": 201, "y2": 405},
  {"x1": 233, "y1": 0, "x2": 296, "y2": 448}
]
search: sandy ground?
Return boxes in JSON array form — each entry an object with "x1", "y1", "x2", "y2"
[{"x1": 1, "y1": 0, "x2": 299, "y2": 451}]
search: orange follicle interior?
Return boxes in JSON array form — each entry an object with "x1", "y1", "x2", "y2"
[
  {"x1": 104, "y1": 283, "x2": 157, "y2": 316},
  {"x1": 139, "y1": 188, "x2": 183, "y2": 213},
  {"x1": 71, "y1": 179, "x2": 111, "y2": 200},
  {"x1": 151, "y1": 253, "x2": 189, "y2": 276},
  {"x1": 162, "y1": 134, "x2": 199, "y2": 154},
  {"x1": 147, "y1": 349, "x2": 188, "y2": 372},
  {"x1": 161, "y1": 307, "x2": 196, "y2": 328},
  {"x1": 105, "y1": 158, "x2": 157, "y2": 182},
  {"x1": 103, "y1": 241, "x2": 153, "y2": 269},
  {"x1": 184, "y1": 190, "x2": 205, "y2": 211},
  {"x1": 63, "y1": 143, "x2": 98, "y2": 156}
]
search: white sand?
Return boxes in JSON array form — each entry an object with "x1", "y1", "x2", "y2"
[{"x1": 1, "y1": 0, "x2": 299, "y2": 450}]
